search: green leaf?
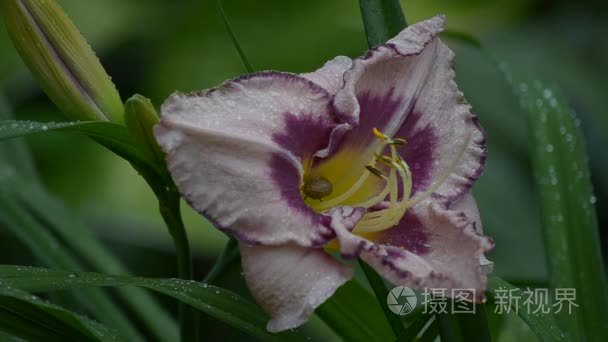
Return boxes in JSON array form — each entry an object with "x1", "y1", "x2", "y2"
[
  {"x1": 512, "y1": 76, "x2": 608, "y2": 340},
  {"x1": 0, "y1": 119, "x2": 120, "y2": 142},
  {"x1": 316, "y1": 278, "x2": 393, "y2": 342},
  {"x1": 215, "y1": 0, "x2": 254, "y2": 73},
  {"x1": 358, "y1": 260, "x2": 404, "y2": 338},
  {"x1": 433, "y1": 31, "x2": 608, "y2": 340},
  {"x1": 0, "y1": 282, "x2": 117, "y2": 341},
  {"x1": 441, "y1": 29, "x2": 484, "y2": 51},
  {"x1": 395, "y1": 313, "x2": 431, "y2": 341},
  {"x1": 0, "y1": 119, "x2": 161, "y2": 175},
  {"x1": 417, "y1": 317, "x2": 439, "y2": 342},
  {"x1": 487, "y1": 277, "x2": 566, "y2": 341},
  {"x1": 358, "y1": 0, "x2": 407, "y2": 48},
  {"x1": 0, "y1": 96, "x2": 38, "y2": 180},
  {"x1": 436, "y1": 305, "x2": 491, "y2": 342},
  {"x1": 0, "y1": 265, "x2": 307, "y2": 342},
  {"x1": 14, "y1": 183, "x2": 179, "y2": 341},
  {"x1": 0, "y1": 191, "x2": 145, "y2": 342},
  {"x1": 0, "y1": 100, "x2": 176, "y2": 340}
]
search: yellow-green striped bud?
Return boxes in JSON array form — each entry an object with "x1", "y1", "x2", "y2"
[
  {"x1": 1, "y1": 0, "x2": 124, "y2": 122},
  {"x1": 124, "y1": 94, "x2": 164, "y2": 165}
]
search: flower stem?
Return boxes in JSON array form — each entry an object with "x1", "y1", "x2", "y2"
[
  {"x1": 359, "y1": 259, "x2": 405, "y2": 338},
  {"x1": 153, "y1": 179, "x2": 199, "y2": 342},
  {"x1": 203, "y1": 237, "x2": 239, "y2": 284},
  {"x1": 359, "y1": 0, "x2": 408, "y2": 48}
]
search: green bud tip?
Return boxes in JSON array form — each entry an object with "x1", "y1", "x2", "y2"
[
  {"x1": 124, "y1": 94, "x2": 165, "y2": 165},
  {"x1": 1, "y1": 0, "x2": 124, "y2": 123}
]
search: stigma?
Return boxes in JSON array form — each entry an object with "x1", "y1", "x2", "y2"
[
  {"x1": 315, "y1": 128, "x2": 413, "y2": 233},
  {"x1": 302, "y1": 176, "x2": 333, "y2": 200}
]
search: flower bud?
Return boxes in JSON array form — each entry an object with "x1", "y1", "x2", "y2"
[
  {"x1": 1, "y1": 0, "x2": 124, "y2": 122},
  {"x1": 124, "y1": 94, "x2": 164, "y2": 165}
]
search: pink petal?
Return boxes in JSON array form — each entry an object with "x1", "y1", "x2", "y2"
[
  {"x1": 330, "y1": 198, "x2": 493, "y2": 297},
  {"x1": 155, "y1": 72, "x2": 340, "y2": 246},
  {"x1": 301, "y1": 56, "x2": 353, "y2": 95},
  {"x1": 442, "y1": 192, "x2": 494, "y2": 274},
  {"x1": 327, "y1": 15, "x2": 486, "y2": 203},
  {"x1": 240, "y1": 243, "x2": 353, "y2": 332}
]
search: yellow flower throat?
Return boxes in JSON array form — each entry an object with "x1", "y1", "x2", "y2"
[{"x1": 302, "y1": 128, "x2": 413, "y2": 234}]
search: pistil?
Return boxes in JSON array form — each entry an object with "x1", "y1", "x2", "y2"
[{"x1": 310, "y1": 128, "x2": 413, "y2": 233}]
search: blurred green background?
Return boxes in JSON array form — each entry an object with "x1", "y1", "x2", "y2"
[{"x1": 0, "y1": 0, "x2": 606, "y2": 340}]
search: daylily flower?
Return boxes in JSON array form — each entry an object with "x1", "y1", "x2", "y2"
[{"x1": 155, "y1": 15, "x2": 493, "y2": 332}]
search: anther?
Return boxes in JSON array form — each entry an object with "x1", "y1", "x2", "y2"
[
  {"x1": 373, "y1": 127, "x2": 389, "y2": 140},
  {"x1": 390, "y1": 137, "x2": 407, "y2": 146},
  {"x1": 365, "y1": 165, "x2": 386, "y2": 178},
  {"x1": 374, "y1": 153, "x2": 394, "y2": 166}
]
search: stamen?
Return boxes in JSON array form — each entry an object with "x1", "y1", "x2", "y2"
[
  {"x1": 311, "y1": 127, "x2": 414, "y2": 234},
  {"x1": 373, "y1": 127, "x2": 389, "y2": 140},
  {"x1": 365, "y1": 165, "x2": 386, "y2": 178},
  {"x1": 374, "y1": 153, "x2": 394, "y2": 166},
  {"x1": 353, "y1": 145, "x2": 412, "y2": 233},
  {"x1": 315, "y1": 135, "x2": 392, "y2": 211},
  {"x1": 390, "y1": 137, "x2": 407, "y2": 146},
  {"x1": 354, "y1": 164, "x2": 412, "y2": 232}
]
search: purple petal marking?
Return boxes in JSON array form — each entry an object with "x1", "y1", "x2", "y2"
[
  {"x1": 272, "y1": 112, "x2": 335, "y2": 160},
  {"x1": 322, "y1": 89, "x2": 438, "y2": 197},
  {"x1": 268, "y1": 112, "x2": 339, "y2": 243},
  {"x1": 352, "y1": 89, "x2": 402, "y2": 146},
  {"x1": 268, "y1": 154, "x2": 330, "y2": 230},
  {"x1": 330, "y1": 89, "x2": 403, "y2": 153},
  {"x1": 375, "y1": 210, "x2": 430, "y2": 255},
  {"x1": 396, "y1": 109, "x2": 438, "y2": 195}
]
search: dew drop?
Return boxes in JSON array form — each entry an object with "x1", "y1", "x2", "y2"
[
  {"x1": 519, "y1": 83, "x2": 528, "y2": 92},
  {"x1": 549, "y1": 98, "x2": 558, "y2": 108}
]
